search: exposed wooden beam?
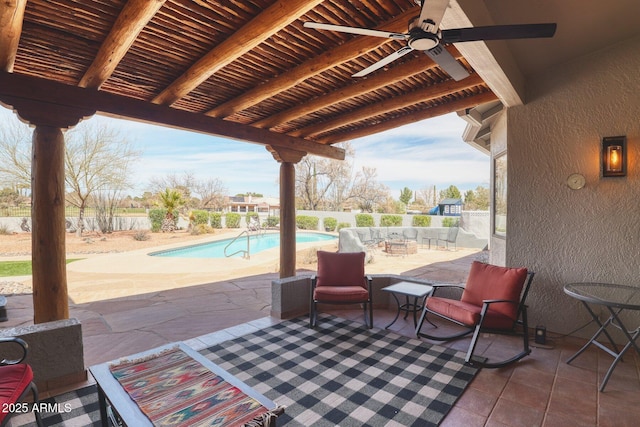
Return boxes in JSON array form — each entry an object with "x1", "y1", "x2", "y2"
[
  {"x1": 319, "y1": 91, "x2": 499, "y2": 144},
  {"x1": 0, "y1": 72, "x2": 344, "y2": 160},
  {"x1": 206, "y1": 7, "x2": 420, "y2": 119},
  {"x1": 292, "y1": 73, "x2": 485, "y2": 138},
  {"x1": 153, "y1": 0, "x2": 324, "y2": 106},
  {"x1": 253, "y1": 46, "x2": 463, "y2": 130},
  {"x1": 79, "y1": 0, "x2": 167, "y2": 89},
  {"x1": 0, "y1": 0, "x2": 27, "y2": 72}
]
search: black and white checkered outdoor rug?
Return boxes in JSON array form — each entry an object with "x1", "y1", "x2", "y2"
[
  {"x1": 10, "y1": 315, "x2": 478, "y2": 426},
  {"x1": 202, "y1": 315, "x2": 479, "y2": 427}
]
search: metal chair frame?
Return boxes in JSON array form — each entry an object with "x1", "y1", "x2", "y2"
[
  {"x1": 0, "y1": 337, "x2": 44, "y2": 427},
  {"x1": 416, "y1": 271, "x2": 535, "y2": 368},
  {"x1": 310, "y1": 274, "x2": 373, "y2": 329}
]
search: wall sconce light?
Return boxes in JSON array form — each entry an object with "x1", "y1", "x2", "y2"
[{"x1": 602, "y1": 136, "x2": 626, "y2": 177}]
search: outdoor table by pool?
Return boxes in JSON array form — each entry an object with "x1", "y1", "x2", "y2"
[
  {"x1": 382, "y1": 281, "x2": 433, "y2": 329},
  {"x1": 564, "y1": 282, "x2": 640, "y2": 391}
]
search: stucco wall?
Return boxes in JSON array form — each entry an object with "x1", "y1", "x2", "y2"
[{"x1": 505, "y1": 35, "x2": 640, "y2": 337}]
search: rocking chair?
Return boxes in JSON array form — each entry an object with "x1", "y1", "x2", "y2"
[{"x1": 416, "y1": 261, "x2": 535, "y2": 368}]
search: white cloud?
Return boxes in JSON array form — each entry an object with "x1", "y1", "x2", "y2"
[{"x1": 1, "y1": 107, "x2": 488, "y2": 198}]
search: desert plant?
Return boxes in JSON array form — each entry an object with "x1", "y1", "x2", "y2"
[
  {"x1": 380, "y1": 215, "x2": 402, "y2": 226},
  {"x1": 225, "y1": 212, "x2": 241, "y2": 228},
  {"x1": 337, "y1": 222, "x2": 351, "y2": 231},
  {"x1": 296, "y1": 215, "x2": 319, "y2": 230},
  {"x1": 157, "y1": 188, "x2": 183, "y2": 232},
  {"x1": 191, "y1": 223, "x2": 214, "y2": 235},
  {"x1": 133, "y1": 230, "x2": 151, "y2": 241},
  {"x1": 0, "y1": 224, "x2": 11, "y2": 235},
  {"x1": 412, "y1": 215, "x2": 432, "y2": 227},
  {"x1": 355, "y1": 213, "x2": 374, "y2": 227},
  {"x1": 246, "y1": 212, "x2": 259, "y2": 224},
  {"x1": 323, "y1": 217, "x2": 337, "y2": 232}
]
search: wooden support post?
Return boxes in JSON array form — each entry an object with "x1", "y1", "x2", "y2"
[
  {"x1": 267, "y1": 146, "x2": 306, "y2": 278},
  {"x1": 31, "y1": 126, "x2": 68, "y2": 323},
  {"x1": 0, "y1": 99, "x2": 94, "y2": 324}
]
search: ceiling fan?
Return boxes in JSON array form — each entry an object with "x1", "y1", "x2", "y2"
[{"x1": 304, "y1": 0, "x2": 556, "y2": 81}]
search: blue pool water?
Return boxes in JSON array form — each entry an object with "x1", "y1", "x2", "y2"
[{"x1": 150, "y1": 232, "x2": 336, "y2": 258}]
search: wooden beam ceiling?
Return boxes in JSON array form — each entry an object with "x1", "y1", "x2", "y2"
[
  {"x1": 152, "y1": 0, "x2": 325, "y2": 106},
  {"x1": 320, "y1": 91, "x2": 499, "y2": 144},
  {"x1": 79, "y1": 0, "x2": 167, "y2": 89},
  {"x1": 0, "y1": 72, "x2": 345, "y2": 160},
  {"x1": 206, "y1": 7, "x2": 419, "y2": 119},
  {"x1": 292, "y1": 73, "x2": 485, "y2": 138},
  {"x1": 253, "y1": 46, "x2": 463, "y2": 130},
  {"x1": 0, "y1": 0, "x2": 27, "y2": 72}
]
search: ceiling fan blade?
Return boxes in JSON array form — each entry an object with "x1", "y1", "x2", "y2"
[
  {"x1": 417, "y1": 0, "x2": 450, "y2": 30},
  {"x1": 441, "y1": 23, "x2": 557, "y2": 43},
  {"x1": 353, "y1": 46, "x2": 414, "y2": 77},
  {"x1": 303, "y1": 22, "x2": 407, "y2": 40},
  {"x1": 425, "y1": 46, "x2": 470, "y2": 81}
]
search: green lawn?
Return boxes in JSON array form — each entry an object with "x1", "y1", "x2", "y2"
[{"x1": 0, "y1": 259, "x2": 81, "y2": 277}]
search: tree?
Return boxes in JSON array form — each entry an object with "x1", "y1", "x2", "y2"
[
  {"x1": 351, "y1": 167, "x2": 390, "y2": 212},
  {"x1": 65, "y1": 122, "x2": 141, "y2": 236},
  {"x1": 464, "y1": 185, "x2": 490, "y2": 210},
  {"x1": 149, "y1": 172, "x2": 227, "y2": 210},
  {"x1": 415, "y1": 185, "x2": 437, "y2": 208},
  {"x1": 399, "y1": 187, "x2": 413, "y2": 205},
  {"x1": 295, "y1": 143, "x2": 355, "y2": 210},
  {"x1": 157, "y1": 188, "x2": 183, "y2": 232},
  {"x1": 0, "y1": 117, "x2": 32, "y2": 191},
  {"x1": 439, "y1": 185, "x2": 462, "y2": 201}
]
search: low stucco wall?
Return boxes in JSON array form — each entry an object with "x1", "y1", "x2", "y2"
[
  {"x1": 338, "y1": 226, "x2": 487, "y2": 255},
  {"x1": 0, "y1": 318, "x2": 86, "y2": 392},
  {"x1": 271, "y1": 274, "x2": 432, "y2": 320}
]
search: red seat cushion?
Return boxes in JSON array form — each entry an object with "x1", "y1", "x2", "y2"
[
  {"x1": 460, "y1": 261, "x2": 528, "y2": 322},
  {"x1": 315, "y1": 251, "x2": 366, "y2": 289},
  {"x1": 314, "y1": 285, "x2": 370, "y2": 303},
  {"x1": 426, "y1": 297, "x2": 517, "y2": 329},
  {"x1": 0, "y1": 364, "x2": 34, "y2": 423}
]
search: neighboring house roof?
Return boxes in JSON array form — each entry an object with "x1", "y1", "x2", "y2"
[{"x1": 439, "y1": 198, "x2": 463, "y2": 205}]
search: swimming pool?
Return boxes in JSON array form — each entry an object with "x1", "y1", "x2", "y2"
[{"x1": 150, "y1": 232, "x2": 337, "y2": 258}]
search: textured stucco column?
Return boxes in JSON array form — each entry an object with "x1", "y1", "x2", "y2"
[{"x1": 267, "y1": 146, "x2": 306, "y2": 278}]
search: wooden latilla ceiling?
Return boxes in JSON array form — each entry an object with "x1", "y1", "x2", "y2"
[{"x1": 0, "y1": 0, "x2": 497, "y2": 160}]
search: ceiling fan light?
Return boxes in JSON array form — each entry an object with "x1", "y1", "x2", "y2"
[{"x1": 409, "y1": 35, "x2": 439, "y2": 50}]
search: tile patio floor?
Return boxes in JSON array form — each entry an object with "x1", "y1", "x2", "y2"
[{"x1": 3, "y1": 251, "x2": 640, "y2": 426}]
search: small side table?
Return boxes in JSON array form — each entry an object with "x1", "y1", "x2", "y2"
[{"x1": 382, "y1": 281, "x2": 433, "y2": 329}]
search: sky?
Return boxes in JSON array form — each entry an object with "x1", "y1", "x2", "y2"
[{"x1": 0, "y1": 106, "x2": 489, "y2": 199}]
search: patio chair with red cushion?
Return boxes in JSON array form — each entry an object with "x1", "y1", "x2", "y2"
[
  {"x1": 0, "y1": 337, "x2": 44, "y2": 427},
  {"x1": 416, "y1": 261, "x2": 535, "y2": 368},
  {"x1": 310, "y1": 251, "x2": 373, "y2": 329}
]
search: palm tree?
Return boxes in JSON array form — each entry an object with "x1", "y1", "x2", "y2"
[{"x1": 158, "y1": 188, "x2": 183, "y2": 232}]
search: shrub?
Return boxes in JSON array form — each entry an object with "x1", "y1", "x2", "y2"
[
  {"x1": 337, "y1": 222, "x2": 351, "y2": 231},
  {"x1": 148, "y1": 209, "x2": 165, "y2": 232},
  {"x1": 296, "y1": 215, "x2": 319, "y2": 230},
  {"x1": 380, "y1": 215, "x2": 402, "y2": 226},
  {"x1": 191, "y1": 223, "x2": 214, "y2": 235},
  {"x1": 265, "y1": 216, "x2": 279, "y2": 228},
  {"x1": 442, "y1": 217, "x2": 460, "y2": 227},
  {"x1": 412, "y1": 215, "x2": 432, "y2": 227},
  {"x1": 323, "y1": 217, "x2": 337, "y2": 232},
  {"x1": 246, "y1": 212, "x2": 259, "y2": 223},
  {"x1": 0, "y1": 224, "x2": 11, "y2": 235},
  {"x1": 133, "y1": 230, "x2": 151, "y2": 241},
  {"x1": 225, "y1": 213, "x2": 241, "y2": 228},
  {"x1": 210, "y1": 212, "x2": 222, "y2": 229},
  {"x1": 191, "y1": 210, "x2": 209, "y2": 225},
  {"x1": 355, "y1": 213, "x2": 374, "y2": 227}
]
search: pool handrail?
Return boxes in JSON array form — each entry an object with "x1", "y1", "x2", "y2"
[{"x1": 224, "y1": 230, "x2": 251, "y2": 259}]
